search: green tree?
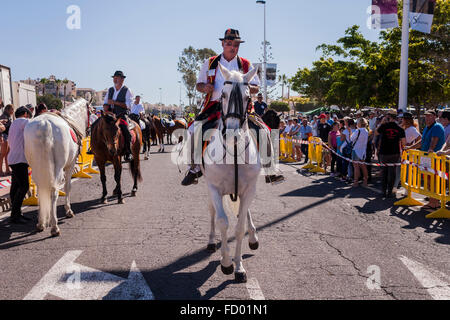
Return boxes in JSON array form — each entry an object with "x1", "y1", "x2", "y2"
[
  {"x1": 177, "y1": 47, "x2": 217, "y2": 107},
  {"x1": 37, "y1": 94, "x2": 63, "y2": 110},
  {"x1": 269, "y1": 101, "x2": 289, "y2": 113},
  {"x1": 39, "y1": 78, "x2": 48, "y2": 95}
]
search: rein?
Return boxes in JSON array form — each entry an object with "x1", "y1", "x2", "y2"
[{"x1": 221, "y1": 81, "x2": 250, "y2": 203}]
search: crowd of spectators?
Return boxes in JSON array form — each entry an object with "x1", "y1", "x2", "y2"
[{"x1": 279, "y1": 108, "x2": 450, "y2": 209}]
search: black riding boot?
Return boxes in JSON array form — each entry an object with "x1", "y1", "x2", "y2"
[{"x1": 120, "y1": 124, "x2": 133, "y2": 162}]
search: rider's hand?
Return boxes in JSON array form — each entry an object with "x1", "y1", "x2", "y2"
[
  {"x1": 204, "y1": 84, "x2": 214, "y2": 94},
  {"x1": 108, "y1": 99, "x2": 115, "y2": 105}
]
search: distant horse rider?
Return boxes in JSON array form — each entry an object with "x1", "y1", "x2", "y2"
[{"x1": 102, "y1": 71, "x2": 134, "y2": 162}]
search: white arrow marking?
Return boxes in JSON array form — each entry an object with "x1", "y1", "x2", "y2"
[
  {"x1": 399, "y1": 256, "x2": 450, "y2": 300},
  {"x1": 24, "y1": 250, "x2": 154, "y2": 300},
  {"x1": 246, "y1": 278, "x2": 265, "y2": 300}
]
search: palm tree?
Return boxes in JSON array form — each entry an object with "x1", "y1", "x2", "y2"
[
  {"x1": 62, "y1": 79, "x2": 69, "y2": 108},
  {"x1": 55, "y1": 79, "x2": 62, "y2": 99},
  {"x1": 39, "y1": 78, "x2": 49, "y2": 95},
  {"x1": 278, "y1": 74, "x2": 288, "y2": 101}
]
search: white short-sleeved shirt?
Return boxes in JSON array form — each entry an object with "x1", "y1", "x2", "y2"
[
  {"x1": 405, "y1": 126, "x2": 421, "y2": 145},
  {"x1": 7, "y1": 118, "x2": 29, "y2": 165},
  {"x1": 131, "y1": 103, "x2": 145, "y2": 115},
  {"x1": 103, "y1": 85, "x2": 133, "y2": 109},
  {"x1": 197, "y1": 55, "x2": 260, "y2": 103},
  {"x1": 350, "y1": 128, "x2": 369, "y2": 160}
]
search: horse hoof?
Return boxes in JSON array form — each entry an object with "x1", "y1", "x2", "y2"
[
  {"x1": 221, "y1": 264, "x2": 234, "y2": 275},
  {"x1": 118, "y1": 199, "x2": 125, "y2": 204},
  {"x1": 249, "y1": 241, "x2": 259, "y2": 251},
  {"x1": 131, "y1": 191, "x2": 136, "y2": 197},
  {"x1": 206, "y1": 244, "x2": 217, "y2": 253},
  {"x1": 235, "y1": 272, "x2": 247, "y2": 283},
  {"x1": 36, "y1": 225, "x2": 44, "y2": 233},
  {"x1": 51, "y1": 229, "x2": 61, "y2": 237},
  {"x1": 66, "y1": 210, "x2": 75, "y2": 219}
]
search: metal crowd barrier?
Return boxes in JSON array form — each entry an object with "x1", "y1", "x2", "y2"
[
  {"x1": 72, "y1": 137, "x2": 100, "y2": 179},
  {"x1": 394, "y1": 150, "x2": 450, "y2": 219}
]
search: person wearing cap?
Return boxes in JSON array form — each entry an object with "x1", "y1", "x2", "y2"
[
  {"x1": 375, "y1": 109, "x2": 406, "y2": 198},
  {"x1": 407, "y1": 110, "x2": 445, "y2": 153},
  {"x1": 102, "y1": 71, "x2": 134, "y2": 162},
  {"x1": 253, "y1": 93, "x2": 267, "y2": 117},
  {"x1": 182, "y1": 28, "x2": 283, "y2": 186},
  {"x1": 407, "y1": 110, "x2": 445, "y2": 209},
  {"x1": 7, "y1": 106, "x2": 33, "y2": 224}
]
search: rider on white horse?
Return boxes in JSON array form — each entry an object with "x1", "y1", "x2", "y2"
[{"x1": 181, "y1": 28, "x2": 284, "y2": 186}]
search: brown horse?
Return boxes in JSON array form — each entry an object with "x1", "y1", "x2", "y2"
[
  {"x1": 91, "y1": 113, "x2": 142, "y2": 204},
  {"x1": 166, "y1": 120, "x2": 187, "y2": 145},
  {"x1": 151, "y1": 115, "x2": 165, "y2": 152}
]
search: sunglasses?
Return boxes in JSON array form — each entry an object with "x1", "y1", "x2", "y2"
[{"x1": 223, "y1": 41, "x2": 240, "y2": 48}]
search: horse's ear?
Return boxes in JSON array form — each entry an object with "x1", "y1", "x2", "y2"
[
  {"x1": 218, "y1": 62, "x2": 232, "y2": 80},
  {"x1": 243, "y1": 67, "x2": 258, "y2": 84}
]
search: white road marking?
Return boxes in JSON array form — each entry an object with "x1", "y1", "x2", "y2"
[
  {"x1": 399, "y1": 256, "x2": 450, "y2": 300},
  {"x1": 24, "y1": 250, "x2": 154, "y2": 300},
  {"x1": 246, "y1": 277, "x2": 265, "y2": 300}
]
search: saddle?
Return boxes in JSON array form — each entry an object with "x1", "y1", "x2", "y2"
[
  {"x1": 161, "y1": 118, "x2": 175, "y2": 128},
  {"x1": 120, "y1": 115, "x2": 136, "y2": 131}
]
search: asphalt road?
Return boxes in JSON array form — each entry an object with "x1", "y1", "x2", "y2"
[{"x1": 0, "y1": 145, "x2": 449, "y2": 300}]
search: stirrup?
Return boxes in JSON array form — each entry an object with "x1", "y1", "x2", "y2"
[{"x1": 265, "y1": 175, "x2": 285, "y2": 185}]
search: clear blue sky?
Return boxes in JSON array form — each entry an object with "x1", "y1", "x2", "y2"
[{"x1": 1, "y1": 0, "x2": 384, "y2": 105}]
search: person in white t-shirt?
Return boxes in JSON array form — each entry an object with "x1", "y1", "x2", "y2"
[
  {"x1": 351, "y1": 118, "x2": 369, "y2": 187},
  {"x1": 7, "y1": 106, "x2": 33, "y2": 224},
  {"x1": 131, "y1": 96, "x2": 145, "y2": 115},
  {"x1": 402, "y1": 112, "x2": 421, "y2": 146}
]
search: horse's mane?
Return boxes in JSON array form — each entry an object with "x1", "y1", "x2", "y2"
[{"x1": 102, "y1": 112, "x2": 117, "y2": 123}]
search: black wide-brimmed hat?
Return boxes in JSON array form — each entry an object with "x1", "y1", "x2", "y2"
[
  {"x1": 219, "y1": 29, "x2": 245, "y2": 43},
  {"x1": 112, "y1": 71, "x2": 126, "y2": 78}
]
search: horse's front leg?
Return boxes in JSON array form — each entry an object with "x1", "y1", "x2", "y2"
[
  {"x1": 113, "y1": 157, "x2": 123, "y2": 204},
  {"x1": 207, "y1": 199, "x2": 217, "y2": 253},
  {"x1": 208, "y1": 186, "x2": 233, "y2": 275},
  {"x1": 97, "y1": 160, "x2": 108, "y2": 204},
  {"x1": 247, "y1": 209, "x2": 259, "y2": 251},
  {"x1": 234, "y1": 187, "x2": 256, "y2": 283}
]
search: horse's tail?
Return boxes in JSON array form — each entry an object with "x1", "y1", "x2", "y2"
[
  {"x1": 130, "y1": 128, "x2": 143, "y2": 182},
  {"x1": 24, "y1": 119, "x2": 61, "y2": 227},
  {"x1": 129, "y1": 156, "x2": 142, "y2": 182}
]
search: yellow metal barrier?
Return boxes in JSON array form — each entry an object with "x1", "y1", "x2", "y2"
[
  {"x1": 308, "y1": 137, "x2": 325, "y2": 174},
  {"x1": 302, "y1": 137, "x2": 315, "y2": 170},
  {"x1": 72, "y1": 137, "x2": 100, "y2": 179},
  {"x1": 23, "y1": 172, "x2": 66, "y2": 207},
  {"x1": 394, "y1": 150, "x2": 450, "y2": 219}
]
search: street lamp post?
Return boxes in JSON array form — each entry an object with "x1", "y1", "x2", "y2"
[
  {"x1": 178, "y1": 81, "x2": 182, "y2": 110},
  {"x1": 159, "y1": 88, "x2": 162, "y2": 117},
  {"x1": 257, "y1": 0, "x2": 267, "y2": 103}
]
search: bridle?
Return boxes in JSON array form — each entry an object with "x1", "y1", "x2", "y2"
[{"x1": 221, "y1": 81, "x2": 249, "y2": 127}]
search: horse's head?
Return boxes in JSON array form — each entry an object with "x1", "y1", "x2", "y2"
[
  {"x1": 100, "y1": 112, "x2": 121, "y2": 156},
  {"x1": 218, "y1": 62, "x2": 258, "y2": 131}
]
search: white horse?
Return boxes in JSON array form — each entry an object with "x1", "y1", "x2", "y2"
[
  {"x1": 24, "y1": 99, "x2": 90, "y2": 237},
  {"x1": 201, "y1": 63, "x2": 260, "y2": 283}
]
